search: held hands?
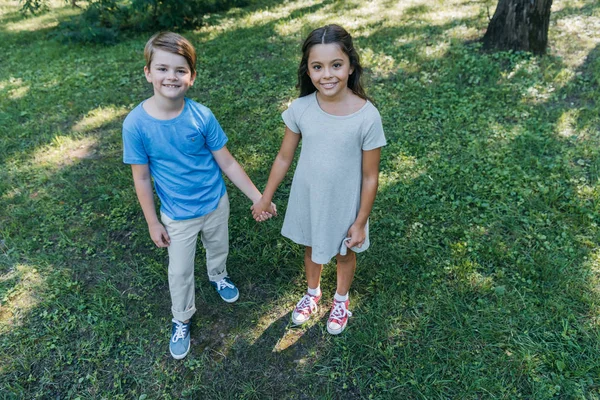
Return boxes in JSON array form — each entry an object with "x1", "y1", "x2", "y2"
[
  {"x1": 251, "y1": 197, "x2": 277, "y2": 222},
  {"x1": 345, "y1": 223, "x2": 366, "y2": 249},
  {"x1": 149, "y1": 221, "x2": 170, "y2": 247}
]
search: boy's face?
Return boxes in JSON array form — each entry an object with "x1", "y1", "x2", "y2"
[{"x1": 144, "y1": 49, "x2": 196, "y2": 102}]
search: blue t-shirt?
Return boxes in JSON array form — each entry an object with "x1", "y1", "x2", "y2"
[{"x1": 122, "y1": 98, "x2": 228, "y2": 220}]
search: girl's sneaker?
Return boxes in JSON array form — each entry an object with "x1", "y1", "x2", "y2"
[
  {"x1": 291, "y1": 292, "x2": 321, "y2": 325},
  {"x1": 327, "y1": 299, "x2": 352, "y2": 335}
]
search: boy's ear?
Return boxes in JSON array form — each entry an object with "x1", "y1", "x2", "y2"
[
  {"x1": 144, "y1": 65, "x2": 152, "y2": 83},
  {"x1": 190, "y1": 71, "x2": 197, "y2": 86}
]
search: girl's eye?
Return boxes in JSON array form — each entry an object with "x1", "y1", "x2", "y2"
[
  {"x1": 333, "y1": 63, "x2": 342, "y2": 68},
  {"x1": 313, "y1": 65, "x2": 321, "y2": 70}
]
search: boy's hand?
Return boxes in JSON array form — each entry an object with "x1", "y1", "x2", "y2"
[
  {"x1": 251, "y1": 198, "x2": 277, "y2": 222},
  {"x1": 149, "y1": 222, "x2": 170, "y2": 247}
]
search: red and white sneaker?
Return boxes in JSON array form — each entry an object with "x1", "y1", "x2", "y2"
[
  {"x1": 327, "y1": 299, "x2": 352, "y2": 335},
  {"x1": 291, "y1": 292, "x2": 321, "y2": 325}
]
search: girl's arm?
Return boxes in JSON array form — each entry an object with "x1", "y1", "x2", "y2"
[
  {"x1": 211, "y1": 146, "x2": 276, "y2": 217},
  {"x1": 251, "y1": 127, "x2": 301, "y2": 220},
  {"x1": 131, "y1": 164, "x2": 171, "y2": 247},
  {"x1": 346, "y1": 147, "x2": 382, "y2": 249}
]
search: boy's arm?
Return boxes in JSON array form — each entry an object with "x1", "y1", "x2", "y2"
[
  {"x1": 251, "y1": 127, "x2": 301, "y2": 219},
  {"x1": 131, "y1": 164, "x2": 171, "y2": 247},
  {"x1": 346, "y1": 147, "x2": 381, "y2": 249},
  {"x1": 211, "y1": 146, "x2": 276, "y2": 216}
]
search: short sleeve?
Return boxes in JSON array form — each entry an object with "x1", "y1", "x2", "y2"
[
  {"x1": 362, "y1": 107, "x2": 387, "y2": 151},
  {"x1": 122, "y1": 118, "x2": 149, "y2": 165},
  {"x1": 203, "y1": 110, "x2": 229, "y2": 151},
  {"x1": 282, "y1": 103, "x2": 301, "y2": 134}
]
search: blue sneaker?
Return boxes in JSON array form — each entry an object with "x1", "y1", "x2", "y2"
[
  {"x1": 210, "y1": 277, "x2": 239, "y2": 303},
  {"x1": 170, "y1": 319, "x2": 191, "y2": 360}
]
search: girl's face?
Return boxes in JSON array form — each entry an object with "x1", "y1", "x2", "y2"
[
  {"x1": 306, "y1": 43, "x2": 354, "y2": 100},
  {"x1": 144, "y1": 49, "x2": 196, "y2": 102}
]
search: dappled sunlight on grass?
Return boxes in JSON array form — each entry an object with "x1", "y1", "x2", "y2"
[
  {"x1": 72, "y1": 105, "x2": 128, "y2": 134},
  {"x1": 30, "y1": 136, "x2": 100, "y2": 170},
  {"x1": 552, "y1": 13, "x2": 600, "y2": 67},
  {"x1": 0, "y1": 77, "x2": 30, "y2": 100},
  {"x1": 445, "y1": 24, "x2": 480, "y2": 41},
  {"x1": 556, "y1": 109, "x2": 580, "y2": 139},
  {"x1": 361, "y1": 47, "x2": 400, "y2": 79},
  {"x1": 0, "y1": 263, "x2": 44, "y2": 329},
  {"x1": 380, "y1": 152, "x2": 427, "y2": 187},
  {"x1": 2, "y1": 3, "x2": 79, "y2": 33},
  {"x1": 421, "y1": 1, "x2": 483, "y2": 25}
]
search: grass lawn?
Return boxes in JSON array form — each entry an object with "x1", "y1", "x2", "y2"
[{"x1": 1, "y1": 0, "x2": 600, "y2": 398}]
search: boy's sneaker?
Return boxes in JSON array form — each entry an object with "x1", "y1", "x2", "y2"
[
  {"x1": 291, "y1": 292, "x2": 322, "y2": 325},
  {"x1": 210, "y1": 277, "x2": 239, "y2": 303},
  {"x1": 170, "y1": 319, "x2": 191, "y2": 360},
  {"x1": 327, "y1": 299, "x2": 352, "y2": 335}
]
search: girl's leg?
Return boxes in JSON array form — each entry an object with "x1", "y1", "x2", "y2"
[
  {"x1": 335, "y1": 250, "x2": 356, "y2": 296},
  {"x1": 304, "y1": 246, "x2": 323, "y2": 289},
  {"x1": 327, "y1": 250, "x2": 356, "y2": 335},
  {"x1": 291, "y1": 247, "x2": 323, "y2": 325}
]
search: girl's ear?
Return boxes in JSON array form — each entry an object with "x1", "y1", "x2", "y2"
[{"x1": 349, "y1": 65, "x2": 355, "y2": 75}]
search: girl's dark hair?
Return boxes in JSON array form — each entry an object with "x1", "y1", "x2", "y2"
[{"x1": 297, "y1": 24, "x2": 368, "y2": 100}]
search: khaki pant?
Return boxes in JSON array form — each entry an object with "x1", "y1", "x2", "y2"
[{"x1": 160, "y1": 193, "x2": 229, "y2": 322}]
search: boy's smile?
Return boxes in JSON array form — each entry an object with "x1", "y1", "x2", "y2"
[{"x1": 144, "y1": 49, "x2": 196, "y2": 102}]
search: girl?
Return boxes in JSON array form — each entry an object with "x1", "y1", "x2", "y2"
[{"x1": 252, "y1": 24, "x2": 386, "y2": 335}]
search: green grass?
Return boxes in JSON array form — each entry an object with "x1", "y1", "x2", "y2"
[{"x1": 1, "y1": 0, "x2": 600, "y2": 398}]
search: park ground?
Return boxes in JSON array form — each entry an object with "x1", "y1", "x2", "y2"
[{"x1": 1, "y1": 0, "x2": 600, "y2": 398}]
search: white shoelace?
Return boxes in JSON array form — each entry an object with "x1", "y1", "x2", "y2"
[
  {"x1": 296, "y1": 294, "x2": 318, "y2": 313},
  {"x1": 216, "y1": 278, "x2": 234, "y2": 291},
  {"x1": 171, "y1": 319, "x2": 188, "y2": 342},
  {"x1": 330, "y1": 301, "x2": 352, "y2": 321}
]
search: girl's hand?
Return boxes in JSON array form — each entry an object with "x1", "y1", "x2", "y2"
[
  {"x1": 149, "y1": 222, "x2": 170, "y2": 247},
  {"x1": 251, "y1": 198, "x2": 277, "y2": 222},
  {"x1": 345, "y1": 223, "x2": 366, "y2": 249}
]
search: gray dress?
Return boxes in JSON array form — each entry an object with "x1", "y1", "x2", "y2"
[{"x1": 281, "y1": 92, "x2": 387, "y2": 264}]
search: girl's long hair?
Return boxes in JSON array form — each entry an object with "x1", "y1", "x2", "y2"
[{"x1": 297, "y1": 24, "x2": 368, "y2": 100}]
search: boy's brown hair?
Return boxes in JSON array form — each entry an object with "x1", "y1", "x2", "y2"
[{"x1": 144, "y1": 32, "x2": 197, "y2": 76}]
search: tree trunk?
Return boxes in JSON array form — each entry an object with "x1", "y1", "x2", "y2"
[{"x1": 482, "y1": 0, "x2": 553, "y2": 55}]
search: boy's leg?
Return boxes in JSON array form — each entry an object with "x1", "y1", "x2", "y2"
[
  {"x1": 161, "y1": 212, "x2": 202, "y2": 322},
  {"x1": 200, "y1": 193, "x2": 239, "y2": 302},
  {"x1": 200, "y1": 193, "x2": 230, "y2": 282}
]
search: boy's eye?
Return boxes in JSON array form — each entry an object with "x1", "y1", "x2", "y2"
[
  {"x1": 157, "y1": 67, "x2": 167, "y2": 71},
  {"x1": 177, "y1": 70, "x2": 186, "y2": 74}
]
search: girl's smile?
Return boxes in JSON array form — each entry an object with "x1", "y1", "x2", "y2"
[{"x1": 307, "y1": 43, "x2": 354, "y2": 100}]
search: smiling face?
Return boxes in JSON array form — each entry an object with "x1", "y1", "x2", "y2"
[
  {"x1": 144, "y1": 49, "x2": 196, "y2": 102},
  {"x1": 306, "y1": 43, "x2": 354, "y2": 101}
]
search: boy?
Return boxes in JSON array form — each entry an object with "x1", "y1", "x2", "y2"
[{"x1": 122, "y1": 32, "x2": 274, "y2": 359}]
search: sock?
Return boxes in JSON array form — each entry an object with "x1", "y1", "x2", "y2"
[
  {"x1": 334, "y1": 292, "x2": 348, "y2": 302},
  {"x1": 307, "y1": 286, "x2": 321, "y2": 296}
]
